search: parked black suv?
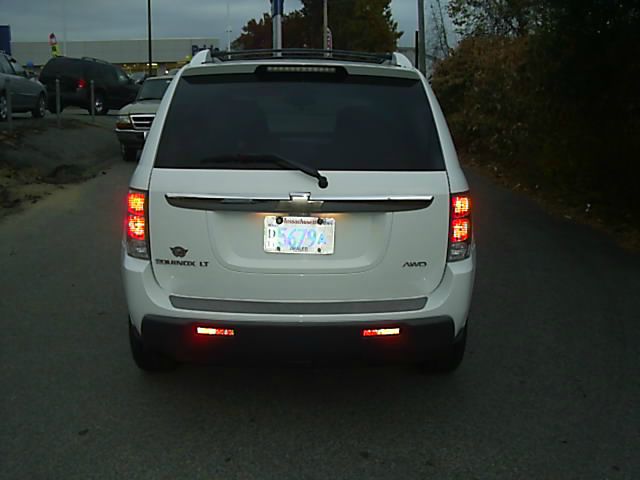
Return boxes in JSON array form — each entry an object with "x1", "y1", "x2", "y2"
[{"x1": 39, "y1": 57, "x2": 139, "y2": 115}]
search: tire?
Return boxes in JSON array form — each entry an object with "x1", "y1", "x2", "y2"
[
  {"x1": 32, "y1": 94, "x2": 46, "y2": 118},
  {"x1": 92, "y1": 92, "x2": 109, "y2": 115},
  {"x1": 121, "y1": 144, "x2": 138, "y2": 162},
  {"x1": 418, "y1": 324, "x2": 467, "y2": 374},
  {"x1": 129, "y1": 320, "x2": 177, "y2": 373},
  {"x1": 0, "y1": 93, "x2": 7, "y2": 121}
]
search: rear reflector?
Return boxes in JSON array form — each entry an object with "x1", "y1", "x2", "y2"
[
  {"x1": 196, "y1": 327, "x2": 235, "y2": 337},
  {"x1": 77, "y1": 79, "x2": 87, "y2": 89},
  {"x1": 362, "y1": 327, "x2": 400, "y2": 337}
]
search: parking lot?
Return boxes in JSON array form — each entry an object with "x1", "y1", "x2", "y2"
[{"x1": 1, "y1": 125, "x2": 639, "y2": 478}]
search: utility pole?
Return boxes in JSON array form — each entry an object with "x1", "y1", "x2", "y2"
[
  {"x1": 272, "y1": 0, "x2": 283, "y2": 50},
  {"x1": 226, "y1": 1, "x2": 232, "y2": 51},
  {"x1": 323, "y1": 0, "x2": 328, "y2": 50},
  {"x1": 147, "y1": 0, "x2": 153, "y2": 76},
  {"x1": 417, "y1": 0, "x2": 426, "y2": 75},
  {"x1": 61, "y1": 0, "x2": 68, "y2": 56}
]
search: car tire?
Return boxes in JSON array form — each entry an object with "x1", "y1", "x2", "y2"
[
  {"x1": 121, "y1": 144, "x2": 138, "y2": 162},
  {"x1": 32, "y1": 94, "x2": 47, "y2": 118},
  {"x1": 0, "y1": 93, "x2": 7, "y2": 121},
  {"x1": 418, "y1": 324, "x2": 467, "y2": 374},
  {"x1": 129, "y1": 319, "x2": 178, "y2": 373},
  {"x1": 92, "y1": 92, "x2": 109, "y2": 115}
]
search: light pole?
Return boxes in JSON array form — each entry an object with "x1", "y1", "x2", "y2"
[
  {"x1": 147, "y1": 0, "x2": 153, "y2": 76},
  {"x1": 61, "y1": 0, "x2": 68, "y2": 56},
  {"x1": 417, "y1": 0, "x2": 426, "y2": 74},
  {"x1": 226, "y1": 1, "x2": 232, "y2": 51},
  {"x1": 323, "y1": 0, "x2": 328, "y2": 50},
  {"x1": 272, "y1": 0, "x2": 283, "y2": 50}
]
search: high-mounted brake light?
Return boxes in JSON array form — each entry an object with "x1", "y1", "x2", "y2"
[
  {"x1": 77, "y1": 79, "x2": 87, "y2": 89},
  {"x1": 448, "y1": 193, "x2": 472, "y2": 262},
  {"x1": 362, "y1": 328, "x2": 401, "y2": 337},
  {"x1": 266, "y1": 66, "x2": 337, "y2": 74},
  {"x1": 196, "y1": 327, "x2": 235, "y2": 337},
  {"x1": 125, "y1": 190, "x2": 149, "y2": 259}
]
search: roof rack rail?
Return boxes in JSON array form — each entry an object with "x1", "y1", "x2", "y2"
[
  {"x1": 208, "y1": 49, "x2": 393, "y2": 65},
  {"x1": 81, "y1": 56, "x2": 110, "y2": 64},
  {"x1": 189, "y1": 49, "x2": 211, "y2": 66}
]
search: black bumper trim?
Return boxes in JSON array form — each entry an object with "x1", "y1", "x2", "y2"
[
  {"x1": 141, "y1": 314, "x2": 455, "y2": 364},
  {"x1": 169, "y1": 296, "x2": 428, "y2": 315}
]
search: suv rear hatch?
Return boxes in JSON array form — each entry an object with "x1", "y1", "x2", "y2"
[{"x1": 147, "y1": 65, "x2": 450, "y2": 308}]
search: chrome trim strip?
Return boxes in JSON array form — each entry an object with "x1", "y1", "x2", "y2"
[
  {"x1": 169, "y1": 296, "x2": 427, "y2": 315},
  {"x1": 165, "y1": 193, "x2": 434, "y2": 212},
  {"x1": 165, "y1": 193, "x2": 433, "y2": 202},
  {"x1": 166, "y1": 193, "x2": 290, "y2": 201}
]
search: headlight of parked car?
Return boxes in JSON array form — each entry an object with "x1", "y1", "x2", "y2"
[{"x1": 116, "y1": 115, "x2": 133, "y2": 129}]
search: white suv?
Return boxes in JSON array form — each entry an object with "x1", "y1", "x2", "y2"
[{"x1": 122, "y1": 49, "x2": 475, "y2": 373}]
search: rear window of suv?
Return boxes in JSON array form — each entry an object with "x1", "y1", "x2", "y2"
[{"x1": 155, "y1": 71, "x2": 445, "y2": 171}]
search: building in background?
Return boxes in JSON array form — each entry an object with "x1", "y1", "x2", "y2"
[{"x1": 11, "y1": 37, "x2": 220, "y2": 69}]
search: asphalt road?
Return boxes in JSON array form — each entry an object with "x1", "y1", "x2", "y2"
[{"x1": 1, "y1": 161, "x2": 639, "y2": 479}]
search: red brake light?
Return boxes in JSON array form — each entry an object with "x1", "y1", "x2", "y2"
[
  {"x1": 452, "y1": 195, "x2": 471, "y2": 218},
  {"x1": 451, "y1": 218, "x2": 470, "y2": 243},
  {"x1": 362, "y1": 327, "x2": 401, "y2": 337},
  {"x1": 196, "y1": 327, "x2": 235, "y2": 337},
  {"x1": 127, "y1": 215, "x2": 146, "y2": 240},
  {"x1": 77, "y1": 79, "x2": 87, "y2": 89},
  {"x1": 127, "y1": 192, "x2": 146, "y2": 215}
]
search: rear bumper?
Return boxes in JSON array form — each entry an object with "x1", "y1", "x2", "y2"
[
  {"x1": 47, "y1": 90, "x2": 87, "y2": 110},
  {"x1": 122, "y1": 247, "x2": 476, "y2": 362},
  {"x1": 140, "y1": 314, "x2": 455, "y2": 363}
]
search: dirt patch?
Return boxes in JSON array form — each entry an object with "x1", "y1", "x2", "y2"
[{"x1": 0, "y1": 115, "x2": 119, "y2": 218}]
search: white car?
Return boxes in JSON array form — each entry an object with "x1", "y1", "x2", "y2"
[{"x1": 122, "y1": 49, "x2": 475, "y2": 373}]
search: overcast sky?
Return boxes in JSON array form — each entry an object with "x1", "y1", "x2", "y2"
[{"x1": 0, "y1": 0, "x2": 450, "y2": 47}]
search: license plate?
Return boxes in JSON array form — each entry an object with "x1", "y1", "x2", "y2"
[{"x1": 264, "y1": 216, "x2": 335, "y2": 255}]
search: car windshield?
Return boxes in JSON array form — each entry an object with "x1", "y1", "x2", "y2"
[
  {"x1": 155, "y1": 72, "x2": 445, "y2": 171},
  {"x1": 136, "y1": 78, "x2": 171, "y2": 101}
]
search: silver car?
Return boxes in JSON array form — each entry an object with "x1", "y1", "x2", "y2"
[{"x1": 0, "y1": 53, "x2": 47, "y2": 121}]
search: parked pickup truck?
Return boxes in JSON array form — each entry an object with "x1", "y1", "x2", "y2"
[{"x1": 115, "y1": 75, "x2": 173, "y2": 162}]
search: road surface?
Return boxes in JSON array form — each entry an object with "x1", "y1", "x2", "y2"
[{"x1": 1, "y1": 161, "x2": 639, "y2": 479}]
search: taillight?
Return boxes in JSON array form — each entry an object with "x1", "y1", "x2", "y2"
[
  {"x1": 448, "y1": 193, "x2": 472, "y2": 261},
  {"x1": 126, "y1": 190, "x2": 149, "y2": 259},
  {"x1": 77, "y1": 79, "x2": 87, "y2": 89}
]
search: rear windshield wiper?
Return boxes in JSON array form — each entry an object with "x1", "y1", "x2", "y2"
[
  {"x1": 136, "y1": 97, "x2": 160, "y2": 101},
  {"x1": 200, "y1": 154, "x2": 329, "y2": 189}
]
